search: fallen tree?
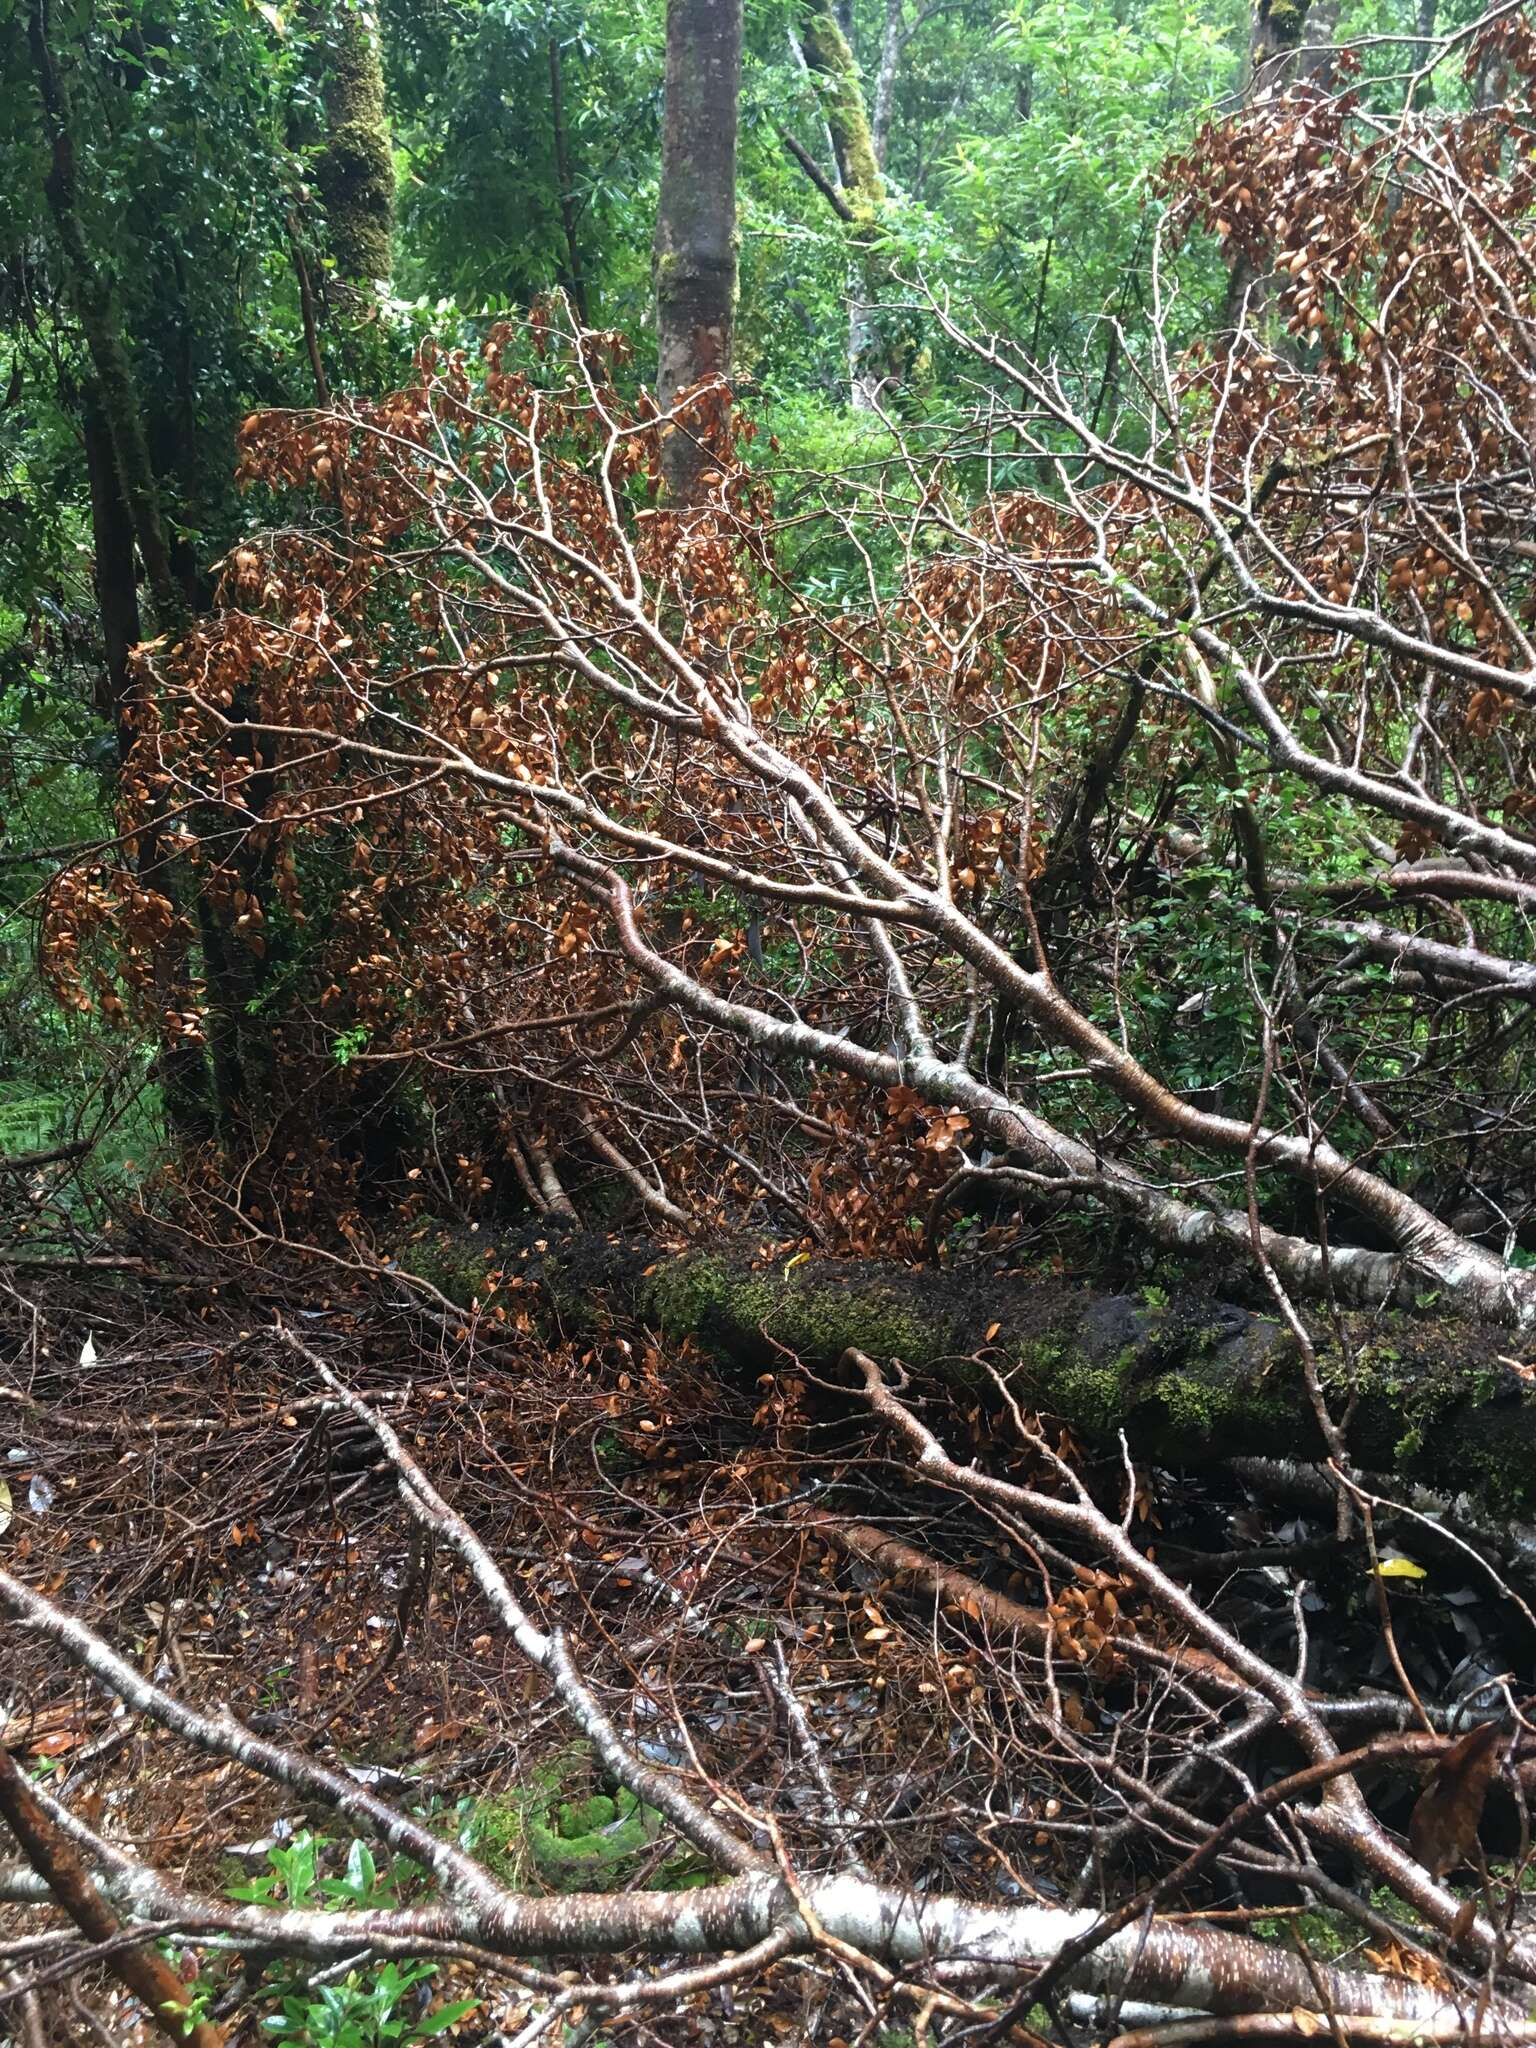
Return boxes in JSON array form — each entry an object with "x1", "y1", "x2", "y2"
[
  {"x1": 411, "y1": 1231, "x2": 1536, "y2": 1517},
  {"x1": 3, "y1": 1332, "x2": 1535, "y2": 2044},
  {"x1": 49, "y1": 18, "x2": 1536, "y2": 1338}
]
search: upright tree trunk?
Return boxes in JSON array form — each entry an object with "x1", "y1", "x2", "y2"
[
  {"x1": 548, "y1": 37, "x2": 590, "y2": 327},
  {"x1": 654, "y1": 0, "x2": 742, "y2": 504},
  {"x1": 1253, "y1": 0, "x2": 1310, "y2": 94},
  {"x1": 28, "y1": 0, "x2": 183, "y2": 631},
  {"x1": 81, "y1": 402, "x2": 212, "y2": 1138},
  {"x1": 872, "y1": 0, "x2": 905, "y2": 169},
  {"x1": 34, "y1": 8, "x2": 216, "y2": 1140},
  {"x1": 81, "y1": 401, "x2": 141, "y2": 765},
  {"x1": 315, "y1": 0, "x2": 395, "y2": 289},
  {"x1": 796, "y1": 7, "x2": 888, "y2": 409}
]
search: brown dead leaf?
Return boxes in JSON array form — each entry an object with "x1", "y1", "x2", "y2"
[
  {"x1": 1409, "y1": 1720, "x2": 1502, "y2": 1877},
  {"x1": 29, "y1": 1728, "x2": 86, "y2": 1757}
]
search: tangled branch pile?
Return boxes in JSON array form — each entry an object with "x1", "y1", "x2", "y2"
[{"x1": 45, "y1": 21, "x2": 1536, "y2": 1327}]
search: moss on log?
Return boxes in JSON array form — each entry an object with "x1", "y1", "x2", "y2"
[{"x1": 402, "y1": 1227, "x2": 1536, "y2": 1515}]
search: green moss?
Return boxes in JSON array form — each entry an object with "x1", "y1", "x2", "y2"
[
  {"x1": 395, "y1": 1225, "x2": 492, "y2": 1308},
  {"x1": 509, "y1": 1240, "x2": 1536, "y2": 1515},
  {"x1": 463, "y1": 1747, "x2": 703, "y2": 1896},
  {"x1": 643, "y1": 1253, "x2": 957, "y2": 1371},
  {"x1": 317, "y1": 0, "x2": 395, "y2": 286},
  {"x1": 799, "y1": 11, "x2": 884, "y2": 207},
  {"x1": 1043, "y1": 1356, "x2": 1129, "y2": 1436}
]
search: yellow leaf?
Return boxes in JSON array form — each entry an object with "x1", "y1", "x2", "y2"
[{"x1": 1375, "y1": 1555, "x2": 1428, "y2": 1580}]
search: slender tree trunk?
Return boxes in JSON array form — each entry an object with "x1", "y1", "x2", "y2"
[
  {"x1": 315, "y1": 0, "x2": 395, "y2": 289},
  {"x1": 36, "y1": 12, "x2": 216, "y2": 1139},
  {"x1": 28, "y1": 0, "x2": 182, "y2": 631},
  {"x1": 82, "y1": 400, "x2": 211, "y2": 1137},
  {"x1": 548, "y1": 37, "x2": 590, "y2": 327},
  {"x1": 872, "y1": 0, "x2": 905, "y2": 169},
  {"x1": 796, "y1": 7, "x2": 888, "y2": 408},
  {"x1": 81, "y1": 401, "x2": 140, "y2": 765},
  {"x1": 654, "y1": 0, "x2": 742, "y2": 504}
]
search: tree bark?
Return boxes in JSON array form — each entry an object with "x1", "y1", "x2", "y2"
[
  {"x1": 28, "y1": 0, "x2": 183, "y2": 632},
  {"x1": 0, "y1": 1746, "x2": 223, "y2": 2048},
  {"x1": 485, "y1": 1234, "x2": 1536, "y2": 1517},
  {"x1": 796, "y1": 5, "x2": 888, "y2": 408},
  {"x1": 654, "y1": 0, "x2": 742, "y2": 503},
  {"x1": 81, "y1": 397, "x2": 142, "y2": 764},
  {"x1": 315, "y1": 0, "x2": 395, "y2": 289},
  {"x1": 872, "y1": 0, "x2": 905, "y2": 169},
  {"x1": 81, "y1": 402, "x2": 215, "y2": 1140},
  {"x1": 549, "y1": 37, "x2": 590, "y2": 327}
]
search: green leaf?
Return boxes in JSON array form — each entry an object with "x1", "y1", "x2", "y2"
[{"x1": 415, "y1": 1999, "x2": 480, "y2": 2037}]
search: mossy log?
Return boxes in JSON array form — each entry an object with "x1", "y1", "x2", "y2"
[{"x1": 404, "y1": 1229, "x2": 1536, "y2": 1516}]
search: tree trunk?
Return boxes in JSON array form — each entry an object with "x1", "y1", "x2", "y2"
[
  {"x1": 81, "y1": 399, "x2": 141, "y2": 765},
  {"x1": 315, "y1": 0, "x2": 395, "y2": 289},
  {"x1": 872, "y1": 0, "x2": 905, "y2": 169},
  {"x1": 485, "y1": 1235, "x2": 1536, "y2": 1518},
  {"x1": 81, "y1": 402, "x2": 214, "y2": 1141},
  {"x1": 796, "y1": 6, "x2": 889, "y2": 408},
  {"x1": 36, "y1": 14, "x2": 216, "y2": 1140},
  {"x1": 28, "y1": 0, "x2": 183, "y2": 632},
  {"x1": 1248, "y1": 0, "x2": 1308, "y2": 94},
  {"x1": 654, "y1": 0, "x2": 742, "y2": 503},
  {"x1": 549, "y1": 37, "x2": 590, "y2": 327}
]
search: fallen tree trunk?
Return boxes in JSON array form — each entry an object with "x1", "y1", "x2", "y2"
[
  {"x1": 0, "y1": 1855, "x2": 1510, "y2": 2026},
  {"x1": 464, "y1": 1234, "x2": 1536, "y2": 1517}
]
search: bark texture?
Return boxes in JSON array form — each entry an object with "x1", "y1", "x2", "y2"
[
  {"x1": 422, "y1": 1233, "x2": 1536, "y2": 1515},
  {"x1": 316, "y1": 0, "x2": 395, "y2": 288},
  {"x1": 0, "y1": 1746, "x2": 222, "y2": 2048},
  {"x1": 28, "y1": 0, "x2": 183, "y2": 630},
  {"x1": 796, "y1": 5, "x2": 889, "y2": 407},
  {"x1": 654, "y1": 0, "x2": 742, "y2": 502}
]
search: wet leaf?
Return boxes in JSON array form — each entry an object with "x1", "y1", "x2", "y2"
[
  {"x1": 1409, "y1": 1721, "x2": 1502, "y2": 1877},
  {"x1": 1373, "y1": 1554, "x2": 1427, "y2": 1580}
]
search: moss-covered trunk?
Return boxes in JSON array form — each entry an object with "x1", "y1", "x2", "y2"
[
  {"x1": 316, "y1": 0, "x2": 395, "y2": 290},
  {"x1": 795, "y1": 7, "x2": 891, "y2": 409},
  {"x1": 435, "y1": 1235, "x2": 1536, "y2": 1516}
]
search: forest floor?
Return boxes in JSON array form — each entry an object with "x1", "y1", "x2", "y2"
[
  {"x1": 3, "y1": 1260, "x2": 1532, "y2": 2043},
  {"x1": 1, "y1": 1276, "x2": 985, "y2": 2040}
]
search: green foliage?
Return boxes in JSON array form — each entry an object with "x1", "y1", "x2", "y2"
[
  {"x1": 224, "y1": 1835, "x2": 477, "y2": 2047},
  {"x1": 384, "y1": 0, "x2": 663, "y2": 321},
  {"x1": 260, "y1": 1962, "x2": 475, "y2": 2048},
  {"x1": 941, "y1": 0, "x2": 1241, "y2": 381}
]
